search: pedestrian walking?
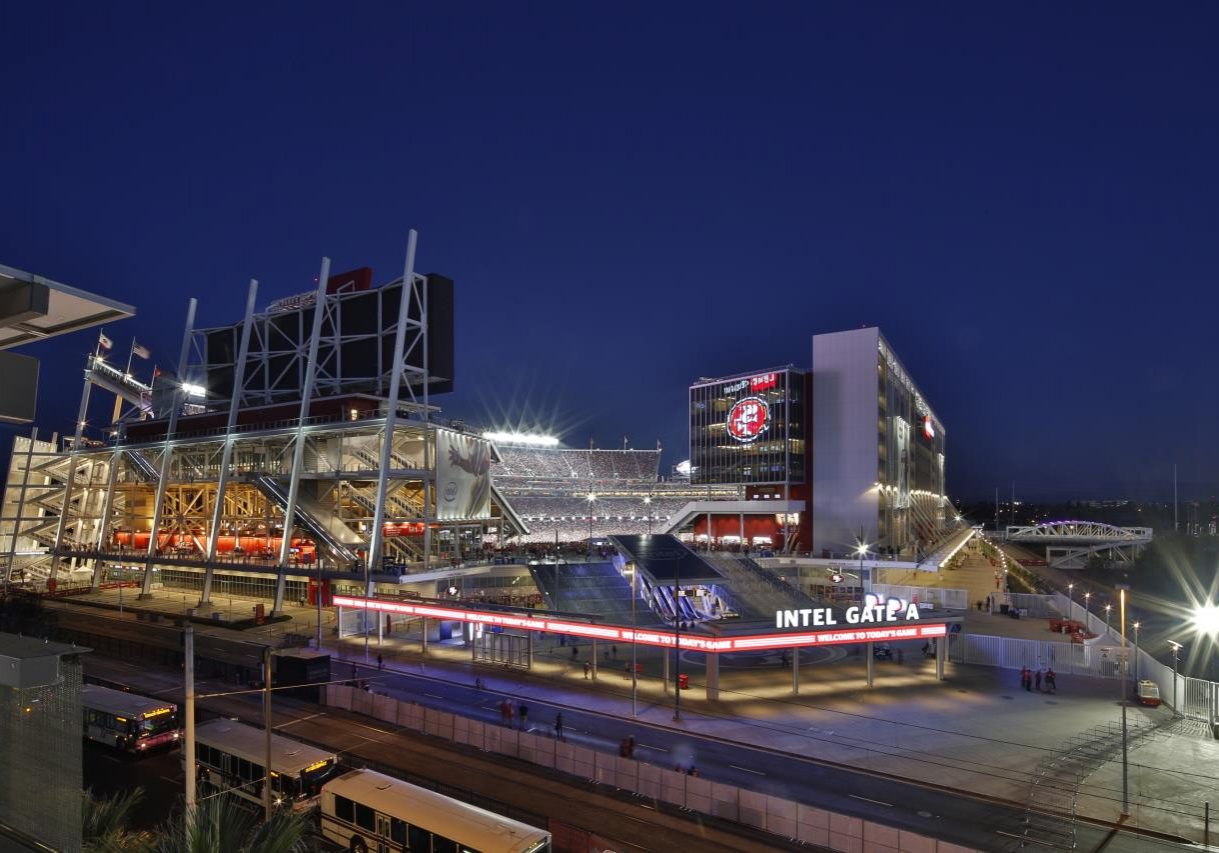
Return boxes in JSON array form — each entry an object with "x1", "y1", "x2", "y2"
[
  {"x1": 896, "y1": 648, "x2": 904, "y2": 665},
  {"x1": 499, "y1": 699, "x2": 512, "y2": 726},
  {"x1": 377, "y1": 653, "x2": 383, "y2": 670},
  {"x1": 571, "y1": 646, "x2": 578, "y2": 660},
  {"x1": 1046, "y1": 668, "x2": 1057, "y2": 693},
  {"x1": 1020, "y1": 666, "x2": 1030, "y2": 691},
  {"x1": 554, "y1": 713, "x2": 564, "y2": 741},
  {"x1": 583, "y1": 661, "x2": 590, "y2": 679},
  {"x1": 626, "y1": 735, "x2": 635, "y2": 758},
  {"x1": 612, "y1": 644, "x2": 618, "y2": 659},
  {"x1": 351, "y1": 663, "x2": 358, "y2": 680},
  {"x1": 1035, "y1": 669, "x2": 1042, "y2": 692},
  {"x1": 518, "y1": 704, "x2": 529, "y2": 731}
]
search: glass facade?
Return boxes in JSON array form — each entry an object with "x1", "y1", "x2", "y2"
[{"x1": 690, "y1": 368, "x2": 806, "y2": 486}]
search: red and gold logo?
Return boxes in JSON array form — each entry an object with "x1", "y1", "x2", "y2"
[{"x1": 726, "y1": 396, "x2": 769, "y2": 443}]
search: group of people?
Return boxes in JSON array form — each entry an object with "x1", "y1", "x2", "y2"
[
  {"x1": 498, "y1": 698, "x2": 530, "y2": 729},
  {"x1": 1020, "y1": 665, "x2": 1057, "y2": 693}
]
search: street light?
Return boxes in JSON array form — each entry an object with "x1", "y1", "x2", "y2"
[
  {"x1": 855, "y1": 539, "x2": 870, "y2": 605},
  {"x1": 1084, "y1": 592, "x2": 1092, "y2": 627},
  {"x1": 1133, "y1": 621, "x2": 1141, "y2": 684},
  {"x1": 1068, "y1": 583, "x2": 1075, "y2": 621},
  {"x1": 643, "y1": 496, "x2": 653, "y2": 535},
  {"x1": 1105, "y1": 603, "x2": 1112, "y2": 632},
  {"x1": 586, "y1": 494, "x2": 596, "y2": 558},
  {"x1": 624, "y1": 562, "x2": 638, "y2": 716},
  {"x1": 1168, "y1": 639, "x2": 1184, "y2": 716}
]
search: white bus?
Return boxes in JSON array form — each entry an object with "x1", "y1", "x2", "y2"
[
  {"x1": 82, "y1": 684, "x2": 180, "y2": 753},
  {"x1": 193, "y1": 718, "x2": 339, "y2": 811},
  {"x1": 321, "y1": 768, "x2": 551, "y2": 853}
]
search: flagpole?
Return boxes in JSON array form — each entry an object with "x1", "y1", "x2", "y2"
[{"x1": 124, "y1": 339, "x2": 136, "y2": 378}]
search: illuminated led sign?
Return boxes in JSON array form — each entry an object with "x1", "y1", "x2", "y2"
[
  {"x1": 304, "y1": 759, "x2": 333, "y2": 773},
  {"x1": 775, "y1": 593, "x2": 920, "y2": 628},
  {"x1": 142, "y1": 707, "x2": 174, "y2": 718},
  {"x1": 726, "y1": 396, "x2": 769, "y2": 443},
  {"x1": 923, "y1": 415, "x2": 935, "y2": 439},
  {"x1": 750, "y1": 372, "x2": 778, "y2": 392},
  {"x1": 331, "y1": 595, "x2": 947, "y2": 653}
]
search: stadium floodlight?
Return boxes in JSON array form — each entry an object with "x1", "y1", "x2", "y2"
[
  {"x1": 482, "y1": 431, "x2": 560, "y2": 447},
  {"x1": 181, "y1": 382, "x2": 207, "y2": 398}
]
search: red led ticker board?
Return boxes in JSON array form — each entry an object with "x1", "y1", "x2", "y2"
[
  {"x1": 726, "y1": 396, "x2": 769, "y2": 443},
  {"x1": 332, "y1": 595, "x2": 947, "y2": 652}
]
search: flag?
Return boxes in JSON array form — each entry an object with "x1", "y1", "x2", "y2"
[
  {"x1": 132, "y1": 341, "x2": 151, "y2": 360},
  {"x1": 152, "y1": 366, "x2": 162, "y2": 378},
  {"x1": 98, "y1": 331, "x2": 113, "y2": 350}
]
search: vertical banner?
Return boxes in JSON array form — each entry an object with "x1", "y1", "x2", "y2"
[{"x1": 436, "y1": 430, "x2": 492, "y2": 519}]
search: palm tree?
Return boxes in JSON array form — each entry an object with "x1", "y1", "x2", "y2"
[
  {"x1": 82, "y1": 787, "x2": 154, "y2": 853},
  {"x1": 154, "y1": 794, "x2": 317, "y2": 853}
]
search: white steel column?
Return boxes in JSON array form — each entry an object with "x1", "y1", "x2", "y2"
[
  {"x1": 274, "y1": 261, "x2": 330, "y2": 615},
  {"x1": 936, "y1": 635, "x2": 946, "y2": 680},
  {"x1": 792, "y1": 645, "x2": 800, "y2": 694},
  {"x1": 705, "y1": 652, "x2": 719, "y2": 701},
  {"x1": 366, "y1": 232, "x2": 417, "y2": 580},
  {"x1": 89, "y1": 442, "x2": 124, "y2": 589},
  {"x1": 866, "y1": 641, "x2": 874, "y2": 687},
  {"x1": 140, "y1": 299, "x2": 197, "y2": 598},
  {"x1": 49, "y1": 366, "x2": 94, "y2": 583},
  {"x1": 201, "y1": 280, "x2": 258, "y2": 605},
  {"x1": 4, "y1": 429, "x2": 38, "y2": 593}
]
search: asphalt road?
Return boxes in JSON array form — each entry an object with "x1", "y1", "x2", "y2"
[{"x1": 88, "y1": 654, "x2": 1198, "y2": 853}]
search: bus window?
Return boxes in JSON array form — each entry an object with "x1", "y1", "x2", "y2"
[
  {"x1": 389, "y1": 818, "x2": 406, "y2": 845},
  {"x1": 333, "y1": 795, "x2": 354, "y2": 824},
  {"x1": 433, "y1": 836, "x2": 457, "y2": 853},
  {"x1": 408, "y1": 825, "x2": 430, "y2": 851},
  {"x1": 355, "y1": 803, "x2": 375, "y2": 833}
]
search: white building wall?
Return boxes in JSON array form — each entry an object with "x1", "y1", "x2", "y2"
[{"x1": 811, "y1": 328, "x2": 880, "y2": 556}]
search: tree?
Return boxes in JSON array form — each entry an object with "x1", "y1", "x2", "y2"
[
  {"x1": 154, "y1": 794, "x2": 317, "y2": 853},
  {"x1": 82, "y1": 788, "x2": 154, "y2": 853}
]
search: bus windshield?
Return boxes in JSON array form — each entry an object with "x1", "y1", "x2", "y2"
[
  {"x1": 137, "y1": 711, "x2": 179, "y2": 737},
  {"x1": 298, "y1": 758, "x2": 338, "y2": 798}
]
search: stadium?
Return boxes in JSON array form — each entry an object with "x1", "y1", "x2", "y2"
[{"x1": 0, "y1": 238, "x2": 962, "y2": 643}]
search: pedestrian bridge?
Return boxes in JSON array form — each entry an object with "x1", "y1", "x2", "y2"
[{"x1": 1004, "y1": 520, "x2": 1152, "y2": 569}]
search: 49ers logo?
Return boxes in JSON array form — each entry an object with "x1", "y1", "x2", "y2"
[{"x1": 726, "y1": 396, "x2": 769, "y2": 443}]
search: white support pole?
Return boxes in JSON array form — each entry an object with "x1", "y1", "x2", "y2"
[
  {"x1": 866, "y1": 642, "x2": 874, "y2": 687},
  {"x1": 275, "y1": 262, "x2": 330, "y2": 615},
  {"x1": 201, "y1": 280, "x2": 258, "y2": 605},
  {"x1": 792, "y1": 645, "x2": 800, "y2": 694},
  {"x1": 184, "y1": 625, "x2": 196, "y2": 818},
  {"x1": 140, "y1": 299, "x2": 197, "y2": 598},
  {"x1": 49, "y1": 365, "x2": 94, "y2": 583},
  {"x1": 366, "y1": 231, "x2": 417, "y2": 582},
  {"x1": 4, "y1": 429, "x2": 38, "y2": 594},
  {"x1": 90, "y1": 441, "x2": 124, "y2": 589}
]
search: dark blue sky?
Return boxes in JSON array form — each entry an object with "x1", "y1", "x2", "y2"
[{"x1": 2, "y1": 3, "x2": 1216, "y2": 501}]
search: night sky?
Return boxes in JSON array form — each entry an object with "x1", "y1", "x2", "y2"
[{"x1": 2, "y1": 3, "x2": 1216, "y2": 501}]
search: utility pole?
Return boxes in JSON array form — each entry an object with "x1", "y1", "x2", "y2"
[
  {"x1": 1174, "y1": 464, "x2": 1179, "y2": 533},
  {"x1": 263, "y1": 646, "x2": 274, "y2": 821},
  {"x1": 1118, "y1": 585, "x2": 1129, "y2": 817},
  {"x1": 184, "y1": 626, "x2": 196, "y2": 819}
]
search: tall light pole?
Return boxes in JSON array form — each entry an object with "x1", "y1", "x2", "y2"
[
  {"x1": 586, "y1": 493, "x2": 596, "y2": 558},
  {"x1": 1133, "y1": 621, "x2": 1141, "y2": 684},
  {"x1": 1084, "y1": 592, "x2": 1092, "y2": 628},
  {"x1": 1118, "y1": 585, "x2": 1129, "y2": 817},
  {"x1": 1105, "y1": 603, "x2": 1113, "y2": 633},
  {"x1": 1168, "y1": 639, "x2": 1183, "y2": 716},
  {"x1": 625, "y1": 562, "x2": 638, "y2": 716},
  {"x1": 855, "y1": 541, "x2": 869, "y2": 605},
  {"x1": 644, "y1": 496, "x2": 653, "y2": 535},
  {"x1": 1068, "y1": 583, "x2": 1075, "y2": 621}
]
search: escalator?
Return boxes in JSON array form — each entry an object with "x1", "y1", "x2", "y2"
[{"x1": 251, "y1": 475, "x2": 362, "y2": 565}]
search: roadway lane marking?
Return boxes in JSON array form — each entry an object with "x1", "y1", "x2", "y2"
[
  {"x1": 353, "y1": 722, "x2": 393, "y2": 735},
  {"x1": 160, "y1": 776, "x2": 178, "y2": 784},
  {"x1": 849, "y1": 795, "x2": 893, "y2": 808},
  {"x1": 731, "y1": 764, "x2": 766, "y2": 776},
  {"x1": 423, "y1": 693, "x2": 444, "y2": 699},
  {"x1": 995, "y1": 830, "x2": 1024, "y2": 841},
  {"x1": 639, "y1": 744, "x2": 668, "y2": 752},
  {"x1": 275, "y1": 713, "x2": 323, "y2": 729},
  {"x1": 102, "y1": 755, "x2": 121, "y2": 764}
]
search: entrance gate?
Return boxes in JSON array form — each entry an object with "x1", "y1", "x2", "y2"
[{"x1": 473, "y1": 629, "x2": 530, "y2": 669}]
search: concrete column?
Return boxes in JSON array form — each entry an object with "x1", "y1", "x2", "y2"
[
  {"x1": 663, "y1": 648, "x2": 670, "y2": 694},
  {"x1": 336, "y1": 605, "x2": 343, "y2": 638},
  {"x1": 866, "y1": 642, "x2": 874, "y2": 687},
  {"x1": 377, "y1": 613, "x2": 383, "y2": 646},
  {"x1": 527, "y1": 632, "x2": 534, "y2": 669},
  {"x1": 936, "y1": 635, "x2": 946, "y2": 681},
  {"x1": 421, "y1": 617, "x2": 428, "y2": 654},
  {"x1": 591, "y1": 639, "x2": 598, "y2": 680},
  {"x1": 705, "y1": 653, "x2": 719, "y2": 702},
  {"x1": 792, "y1": 646, "x2": 800, "y2": 694}
]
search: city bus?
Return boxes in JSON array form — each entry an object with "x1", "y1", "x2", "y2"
[
  {"x1": 321, "y1": 768, "x2": 551, "y2": 853},
  {"x1": 81, "y1": 684, "x2": 180, "y2": 753},
  {"x1": 193, "y1": 719, "x2": 339, "y2": 811}
]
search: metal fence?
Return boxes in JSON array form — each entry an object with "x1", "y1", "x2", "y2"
[{"x1": 323, "y1": 685, "x2": 982, "y2": 853}]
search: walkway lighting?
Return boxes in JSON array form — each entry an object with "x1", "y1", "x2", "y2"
[{"x1": 1192, "y1": 603, "x2": 1219, "y2": 639}]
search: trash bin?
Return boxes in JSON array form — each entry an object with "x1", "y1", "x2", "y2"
[{"x1": 678, "y1": 674, "x2": 690, "y2": 690}]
